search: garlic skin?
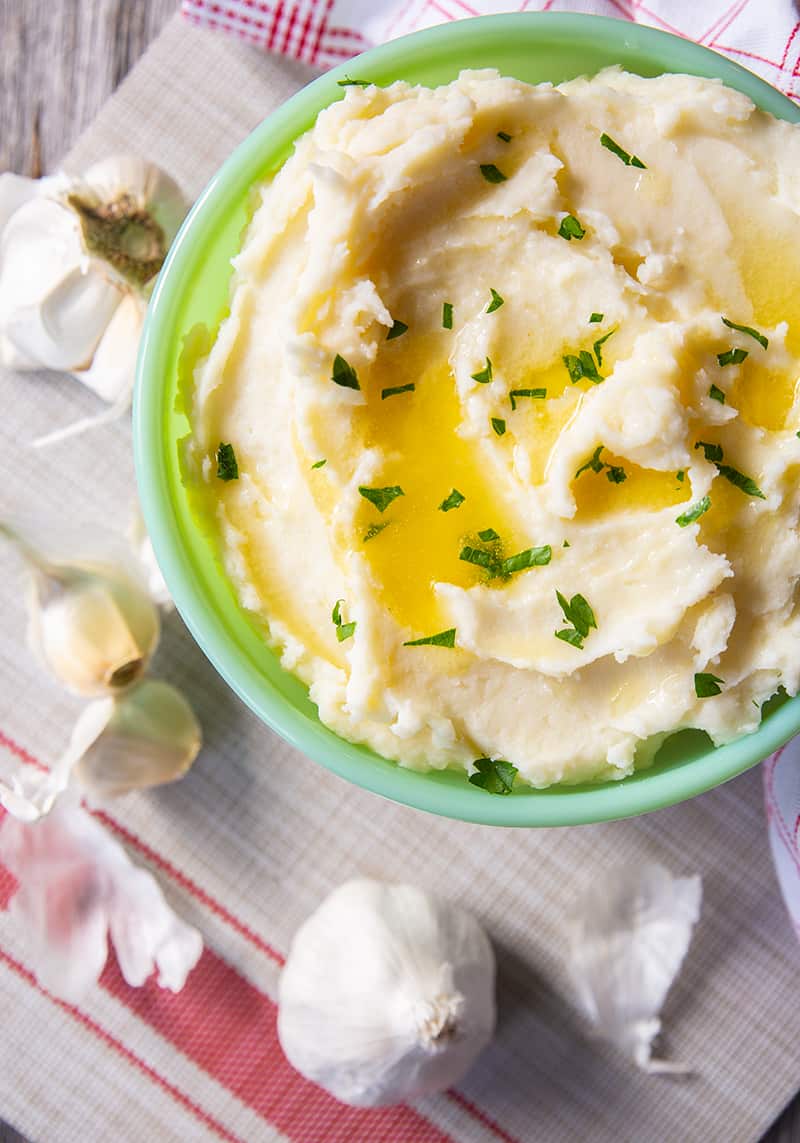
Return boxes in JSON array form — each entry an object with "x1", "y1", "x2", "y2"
[
  {"x1": 278, "y1": 878, "x2": 496, "y2": 1107},
  {"x1": 0, "y1": 794, "x2": 202, "y2": 1002},
  {"x1": 0, "y1": 157, "x2": 186, "y2": 408},
  {"x1": 74, "y1": 680, "x2": 201, "y2": 799},
  {"x1": 128, "y1": 503, "x2": 173, "y2": 609},
  {"x1": 566, "y1": 862, "x2": 702, "y2": 1074}
]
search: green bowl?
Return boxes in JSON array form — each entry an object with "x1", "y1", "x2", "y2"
[{"x1": 134, "y1": 13, "x2": 800, "y2": 826}]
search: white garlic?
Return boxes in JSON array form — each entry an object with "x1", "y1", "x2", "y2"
[
  {"x1": 278, "y1": 878, "x2": 496, "y2": 1106},
  {"x1": 128, "y1": 502, "x2": 173, "y2": 610},
  {"x1": 2, "y1": 522, "x2": 159, "y2": 697},
  {"x1": 566, "y1": 861, "x2": 702, "y2": 1074},
  {"x1": 0, "y1": 157, "x2": 186, "y2": 442}
]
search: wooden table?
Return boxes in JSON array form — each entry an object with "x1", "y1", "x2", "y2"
[{"x1": 0, "y1": 2, "x2": 797, "y2": 1140}]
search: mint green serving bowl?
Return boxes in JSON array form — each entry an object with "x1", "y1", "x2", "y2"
[{"x1": 135, "y1": 13, "x2": 800, "y2": 827}]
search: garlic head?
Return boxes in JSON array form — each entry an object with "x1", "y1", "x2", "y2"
[{"x1": 278, "y1": 878, "x2": 496, "y2": 1107}]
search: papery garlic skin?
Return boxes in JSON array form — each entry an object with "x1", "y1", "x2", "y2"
[
  {"x1": 0, "y1": 157, "x2": 186, "y2": 404},
  {"x1": 278, "y1": 878, "x2": 496, "y2": 1107},
  {"x1": 28, "y1": 560, "x2": 160, "y2": 697},
  {"x1": 0, "y1": 794, "x2": 202, "y2": 1002},
  {"x1": 75, "y1": 680, "x2": 201, "y2": 798},
  {"x1": 566, "y1": 862, "x2": 702, "y2": 1074}
]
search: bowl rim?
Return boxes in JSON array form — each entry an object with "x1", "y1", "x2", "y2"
[{"x1": 135, "y1": 11, "x2": 800, "y2": 827}]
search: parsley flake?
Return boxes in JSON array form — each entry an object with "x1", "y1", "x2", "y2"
[
  {"x1": 695, "y1": 672, "x2": 724, "y2": 698},
  {"x1": 563, "y1": 349, "x2": 603, "y2": 384},
  {"x1": 442, "y1": 302, "x2": 454, "y2": 329},
  {"x1": 709, "y1": 384, "x2": 726, "y2": 404},
  {"x1": 381, "y1": 383, "x2": 415, "y2": 400},
  {"x1": 575, "y1": 445, "x2": 605, "y2": 479},
  {"x1": 717, "y1": 348, "x2": 748, "y2": 367},
  {"x1": 216, "y1": 442, "x2": 239, "y2": 482},
  {"x1": 606, "y1": 465, "x2": 627, "y2": 484},
  {"x1": 486, "y1": 288, "x2": 505, "y2": 313},
  {"x1": 332, "y1": 353, "x2": 360, "y2": 389},
  {"x1": 469, "y1": 757, "x2": 518, "y2": 795},
  {"x1": 676, "y1": 496, "x2": 711, "y2": 527},
  {"x1": 439, "y1": 488, "x2": 465, "y2": 512},
  {"x1": 472, "y1": 358, "x2": 493, "y2": 383},
  {"x1": 478, "y1": 528, "x2": 499, "y2": 542},
  {"x1": 480, "y1": 163, "x2": 508, "y2": 183},
  {"x1": 563, "y1": 539, "x2": 571, "y2": 548},
  {"x1": 501, "y1": 546, "x2": 552, "y2": 574},
  {"x1": 694, "y1": 441, "x2": 724, "y2": 464},
  {"x1": 386, "y1": 319, "x2": 408, "y2": 341},
  {"x1": 311, "y1": 458, "x2": 327, "y2": 470},
  {"x1": 600, "y1": 132, "x2": 646, "y2": 168},
  {"x1": 592, "y1": 328, "x2": 616, "y2": 367},
  {"x1": 722, "y1": 317, "x2": 768, "y2": 350},
  {"x1": 359, "y1": 485, "x2": 404, "y2": 512},
  {"x1": 717, "y1": 464, "x2": 765, "y2": 499},
  {"x1": 589, "y1": 312, "x2": 604, "y2": 324},
  {"x1": 491, "y1": 417, "x2": 506, "y2": 436},
  {"x1": 363, "y1": 522, "x2": 389, "y2": 542},
  {"x1": 555, "y1": 590, "x2": 597, "y2": 649},
  {"x1": 331, "y1": 599, "x2": 356, "y2": 642},
  {"x1": 558, "y1": 214, "x2": 586, "y2": 241},
  {"x1": 677, "y1": 470, "x2": 686, "y2": 482},
  {"x1": 460, "y1": 545, "x2": 497, "y2": 571},
  {"x1": 510, "y1": 388, "x2": 546, "y2": 410},
  {"x1": 497, "y1": 131, "x2": 512, "y2": 143},
  {"x1": 404, "y1": 628, "x2": 457, "y2": 648},
  {"x1": 337, "y1": 76, "x2": 370, "y2": 86}
]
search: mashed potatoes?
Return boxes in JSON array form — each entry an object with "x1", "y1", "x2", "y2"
[{"x1": 189, "y1": 68, "x2": 800, "y2": 788}]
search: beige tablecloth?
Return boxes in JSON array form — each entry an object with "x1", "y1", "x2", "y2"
[{"x1": 0, "y1": 15, "x2": 798, "y2": 1143}]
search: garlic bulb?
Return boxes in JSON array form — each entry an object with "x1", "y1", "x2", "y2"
[
  {"x1": 278, "y1": 878, "x2": 496, "y2": 1106},
  {"x1": 2, "y1": 522, "x2": 159, "y2": 696},
  {"x1": 566, "y1": 861, "x2": 702, "y2": 1074},
  {"x1": 0, "y1": 157, "x2": 186, "y2": 440}
]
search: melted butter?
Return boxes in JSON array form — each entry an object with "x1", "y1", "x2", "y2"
[
  {"x1": 353, "y1": 334, "x2": 528, "y2": 636},
  {"x1": 573, "y1": 451, "x2": 689, "y2": 522},
  {"x1": 731, "y1": 360, "x2": 799, "y2": 431}
]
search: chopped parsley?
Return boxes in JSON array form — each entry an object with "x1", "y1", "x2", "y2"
[
  {"x1": 311, "y1": 458, "x2": 327, "y2": 469},
  {"x1": 694, "y1": 440, "x2": 724, "y2": 464},
  {"x1": 709, "y1": 384, "x2": 726, "y2": 404},
  {"x1": 491, "y1": 417, "x2": 506, "y2": 436},
  {"x1": 717, "y1": 464, "x2": 766, "y2": 499},
  {"x1": 363, "y1": 522, "x2": 389, "y2": 542},
  {"x1": 404, "y1": 628, "x2": 457, "y2": 648},
  {"x1": 600, "y1": 132, "x2": 646, "y2": 168},
  {"x1": 469, "y1": 757, "x2": 518, "y2": 795},
  {"x1": 497, "y1": 131, "x2": 512, "y2": 143},
  {"x1": 676, "y1": 495, "x2": 711, "y2": 527},
  {"x1": 722, "y1": 317, "x2": 768, "y2": 350},
  {"x1": 575, "y1": 445, "x2": 605, "y2": 478},
  {"x1": 332, "y1": 353, "x2": 360, "y2": 389},
  {"x1": 606, "y1": 465, "x2": 627, "y2": 484},
  {"x1": 358, "y1": 485, "x2": 404, "y2": 512},
  {"x1": 592, "y1": 328, "x2": 616, "y2": 367},
  {"x1": 381, "y1": 383, "x2": 415, "y2": 399},
  {"x1": 563, "y1": 349, "x2": 603, "y2": 384},
  {"x1": 386, "y1": 319, "x2": 408, "y2": 341},
  {"x1": 563, "y1": 539, "x2": 571, "y2": 548},
  {"x1": 695, "y1": 671, "x2": 724, "y2": 698},
  {"x1": 480, "y1": 163, "x2": 508, "y2": 183},
  {"x1": 442, "y1": 302, "x2": 454, "y2": 329},
  {"x1": 216, "y1": 442, "x2": 239, "y2": 482},
  {"x1": 460, "y1": 545, "x2": 497, "y2": 571},
  {"x1": 677, "y1": 470, "x2": 686, "y2": 482},
  {"x1": 337, "y1": 76, "x2": 370, "y2": 86},
  {"x1": 331, "y1": 599, "x2": 356, "y2": 642},
  {"x1": 501, "y1": 546, "x2": 551, "y2": 574},
  {"x1": 486, "y1": 288, "x2": 505, "y2": 313},
  {"x1": 439, "y1": 488, "x2": 465, "y2": 512},
  {"x1": 472, "y1": 358, "x2": 493, "y2": 383},
  {"x1": 510, "y1": 388, "x2": 546, "y2": 410},
  {"x1": 558, "y1": 214, "x2": 586, "y2": 241},
  {"x1": 589, "y1": 312, "x2": 604, "y2": 324},
  {"x1": 693, "y1": 442, "x2": 765, "y2": 498},
  {"x1": 555, "y1": 590, "x2": 597, "y2": 650},
  {"x1": 478, "y1": 528, "x2": 499, "y2": 542},
  {"x1": 717, "y1": 347, "x2": 748, "y2": 367}
]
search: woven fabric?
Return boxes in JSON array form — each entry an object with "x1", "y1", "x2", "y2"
[
  {"x1": 1, "y1": 12, "x2": 800, "y2": 1143},
  {"x1": 180, "y1": 0, "x2": 800, "y2": 100}
]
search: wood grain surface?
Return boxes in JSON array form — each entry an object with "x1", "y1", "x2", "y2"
[{"x1": 0, "y1": 2, "x2": 797, "y2": 1140}]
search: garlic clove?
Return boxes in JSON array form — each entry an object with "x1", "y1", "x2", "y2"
[
  {"x1": 70, "y1": 290, "x2": 145, "y2": 402},
  {"x1": 0, "y1": 172, "x2": 41, "y2": 232},
  {"x1": 278, "y1": 878, "x2": 496, "y2": 1107},
  {"x1": 565, "y1": 861, "x2": 702, "y2": 1073},
  {"x1": 74, "y1": 679, "x2": 201, "y2": 799},
  {"x1": 128, "y1": 501, "x2": 173, "y2": 609}
]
